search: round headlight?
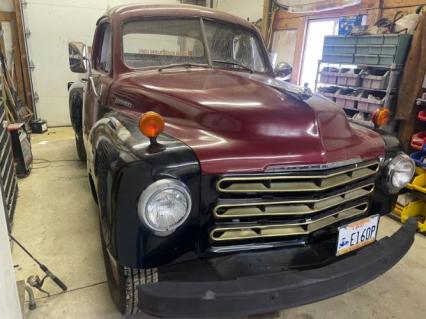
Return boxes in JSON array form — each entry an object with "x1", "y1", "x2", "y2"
[
  {"x1": 385, "y1": 153, "x2": 415, "y2": 193},
  {"x1": 138, "y1": 179, "x2": 192, "y2": 236}
]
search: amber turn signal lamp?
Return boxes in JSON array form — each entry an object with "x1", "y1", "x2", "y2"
[
  {"x1": 372, "y1": 108, "x2": 390, "y2": 128},
  {"x1": 139, "y1": 111, "x2": 165, "y2": 139}
]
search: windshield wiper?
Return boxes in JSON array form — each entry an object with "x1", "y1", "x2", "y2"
[
  {"x1": 213, "y1": 60, "x2": 253, "y2": 73},
  {"x1": 158, "y1": 63, "x2": 211, "y2": 72}
]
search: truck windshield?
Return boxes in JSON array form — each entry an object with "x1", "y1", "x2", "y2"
[{"x1": 122, "y1": 18, "x2": 267, "y2": 73}]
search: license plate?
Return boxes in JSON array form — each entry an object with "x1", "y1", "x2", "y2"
[{"x1": 336, "y1": 215, "x2": 380, "y2": 256}]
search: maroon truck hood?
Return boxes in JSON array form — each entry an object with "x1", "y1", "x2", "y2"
[{"x1": 114, "y1": 69, "x2": 385, "y2": 174}]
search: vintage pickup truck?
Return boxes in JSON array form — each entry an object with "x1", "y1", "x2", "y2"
[{"x1": 68, "y1": 4, "x2": 417, "y2": 318}]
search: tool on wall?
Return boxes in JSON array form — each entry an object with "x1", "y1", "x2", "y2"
[
  {"x1": 0, "y1": 52, "x2": 33, "y2": 124},
  {"x1": 9, "y1": 234, "x2": 68, "y2": 296}
]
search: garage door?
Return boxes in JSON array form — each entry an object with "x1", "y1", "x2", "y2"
[{"x1": 22, "y1": 0, "x2": 179, "y2": 126}]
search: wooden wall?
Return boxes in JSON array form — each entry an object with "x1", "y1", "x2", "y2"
[
  {"x1": 267, "y1": 0, "x2": 426, "y2": 83},
  {"x1": 0, "y1": 0, "x2": 34, "y2": 113}
]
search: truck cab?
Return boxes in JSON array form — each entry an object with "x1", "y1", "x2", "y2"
[{"x1": 68, "y1": 4, "x2": 416, "y2": 317}]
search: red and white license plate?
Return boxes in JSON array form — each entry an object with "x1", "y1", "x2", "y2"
[{"x1": 336, "y1": 215, "x2": 380, "y2": 256}]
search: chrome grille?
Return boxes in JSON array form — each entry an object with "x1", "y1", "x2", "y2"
[
  {"x1": 210, "y1": 160, "x2": 380, "y2": 243},
  {"x1": 216, "y1": 160, "x2": 379, "y2": 193},
  {"x1": 214, "y1": 183, "x2": 374, "y2": 219},
  {"x1": 211, "y1": 202, "x2": 368, "y2": 242}
]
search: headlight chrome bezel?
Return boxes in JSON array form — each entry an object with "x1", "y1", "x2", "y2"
[
  {"x1": 384, "y1": 153, "x2": 415, "y2": 194},
  {"x1": 138, "y1": 179, "x2": 192, "y2": 236}
]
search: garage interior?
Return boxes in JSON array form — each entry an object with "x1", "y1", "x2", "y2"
[{"x1": 1, "y1": 1, "x2": 426, "y2": 319}]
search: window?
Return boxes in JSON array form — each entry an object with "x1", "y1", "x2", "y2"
[
  {"x1": 122, "y1": 19, "x2": 206, "y2": 68},
  {"x1": 98, "y1": 23, "x2": 112, "y2": 73},
  {"x1": 300, "y1": 19, "x2": 339, "y2": 88},
  {"x1": 204, "y1": 21, "x2": 267, "y2": 73},
  {"x1": 271, "y1": 29, "x2": 298, "y2": 68}
]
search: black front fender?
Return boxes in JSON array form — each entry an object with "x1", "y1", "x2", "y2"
[{"x1": 90, "y1": 112, "x2": 201, "y2": 268}]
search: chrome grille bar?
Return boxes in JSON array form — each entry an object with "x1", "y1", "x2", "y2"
[
  {"x1": 210, "y1": 202, "x2": 369, "y2": 242},
  {"x1": 214, "y1": 183, "x2": 374, "y2": 219},
  {"x1": 216, "y1": 160, "x2": 379, "y2": 193}
]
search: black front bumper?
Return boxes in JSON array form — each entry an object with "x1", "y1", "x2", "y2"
[{"x1": 139, "y1": 218, "x2": 416, "y2": 318}]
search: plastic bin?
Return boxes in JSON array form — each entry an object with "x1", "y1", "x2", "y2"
[
  {"x1": 379, "y1": 55, "x2": 395, "y2": 65},
  {"x1": 321, "y1": 34, "x2": 412, "y2": 66},
  {"x1": 357, "y1": 91, "x2": 385, "y2": 113},
  {"x1": 381, "y1": 45, "x2": 397, "y2": 55},
  {"x1": 324, "y1": 35, "x2": 357, "y2": 46},
  {"x1": 354, "y1": 54, "x2": 379, "y2": 65},
  {"x1": 393, "y1": 34, "x2": 412, "y2": 64},
  {"x1": 383, "y1": 34, "x2": 399, "y2": 45},
  {"x1": 318, "y1": 86, "x2": 339, "y2": 101},
  {"x1": 418, "y1": 110, "x2": 426, "y2": 122},
  {"x1": 335, "y1": 88, "x2": 362, "y2": 109},
  {"x1": 410, "y1": 149, "x2": 426, "y2": 168},
  {"x1": 411, "y1": 131, "x2": 426, "y2": 150},
  {"x1": 319, "y1": 67, "x2": 339, "y2": 84},
  {"x1": 357, "y1": 35, "x2": 384, "y2": 45},
  {"x1": 356, "y1": 45, "x2": 381, "y2": 55},
  {"x1": 361, "y1": 69, "x2": 389, "y2": 90},
  {"x1": 323, "y1": 45, "x2": 356, "y2": 55},
  {"x1": 322, "y1": 53, "x2": 354, "y2": 64},
  {"x1": 335, "y1": 94, "x2": 347, "y2": 108},
  {"x1": 337, "y1": 68, "x2": 362, "y2": 86}
]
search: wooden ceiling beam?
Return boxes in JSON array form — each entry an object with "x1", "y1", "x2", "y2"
[{"x1": 383, "y1": 0, "x2": 426, "y2": 9}]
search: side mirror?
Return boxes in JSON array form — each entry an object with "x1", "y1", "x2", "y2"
[
  {"x1": 68, "y1": 41, "x2": 89, "y2": 73},
  {"x1": 268, "y1": 52, "x2": 278, "y2": 67},
  {"x1": 274, "y1": 62, "x2": 293, "y2": 79}
]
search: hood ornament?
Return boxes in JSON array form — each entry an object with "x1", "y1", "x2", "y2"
[
  {"x1": 272, "y1": 80, "x2": 313, "y2": 101},
  {"x1": 252, "y1": 75, "x2": 313, "y2": 101},
  {"x1": 303, "y1": 82, "x2": 313, "y2": 99}
]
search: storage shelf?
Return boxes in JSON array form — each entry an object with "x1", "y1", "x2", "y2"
[
  {"x1": 413, "y1": 189, "x2": 426, "y2": 202},
  {"x1": 318, "y1": 83, "x2": 396, "y2": 93},
  {"x1": 389, "y1": 211, "x2": 402, "y2": 223},
  {"x1": 319, "y1": 60, "x2": 403, "y2": 70},
  {"x1": 388, "y1": 211, "x2": 426, "y2": 236},
  {"x1": 353, "y1": 63, "x2": 403, "y2": 70},
  {"x1": 315, "y1": 57, "x2": 401, "y2": 128},
  {"x1": 343, "y1": 106, "x2": 374, "y2": 114}
]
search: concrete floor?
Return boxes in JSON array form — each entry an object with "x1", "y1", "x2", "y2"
[{"x1": 11, "y1": 127, "x2": 426, "y2": 319}]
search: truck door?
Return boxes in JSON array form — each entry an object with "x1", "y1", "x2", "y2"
[{"x1": 83, "y1": 20, "x2": 113, "y2": 139}]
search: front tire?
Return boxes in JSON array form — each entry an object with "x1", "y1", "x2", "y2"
[
  {"x1": 75, "y1": 131, "x2": 86, "y2": 161},
  {"x1": 100, "y1": 225, "x2": 158, "y2": 315}
]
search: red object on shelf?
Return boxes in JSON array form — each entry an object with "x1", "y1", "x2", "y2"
[
  {"x1": 419, "y1": 110, "x2": 426, "y2": 122},
  {"x1": 411, "y1": 131, "x2": 426, "y2": 150}
]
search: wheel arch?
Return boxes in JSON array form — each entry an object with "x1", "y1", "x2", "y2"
[{"x1": 68, "y1": 81, "x2": 84, "y2": 133}]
